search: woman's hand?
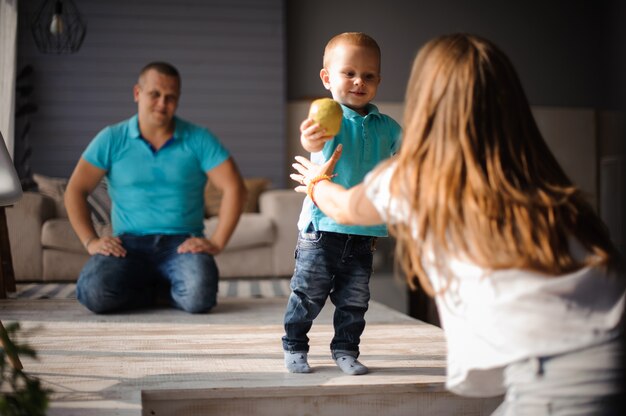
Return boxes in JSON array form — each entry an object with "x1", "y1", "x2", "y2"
[
  {"x1": 289, "y1": 144, "x2": 380, "y2": 226},
  {"x1": 290, "y1": 144, "x2": 343, "y2": 193}
]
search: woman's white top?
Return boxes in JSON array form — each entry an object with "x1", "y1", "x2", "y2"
[{"x1": 364, "y1": 163, "x2": 626, "y2": 397}]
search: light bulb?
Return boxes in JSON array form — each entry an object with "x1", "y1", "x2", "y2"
[
  {"x1": 49, "y1": 1, "x2": 64, "y2": 35},
  {"x1": 49, "y1": 14, "x2": 64, "y2": 35}
]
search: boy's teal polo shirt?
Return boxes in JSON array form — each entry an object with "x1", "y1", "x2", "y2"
[
  {"x1": 82, "y1": 115, "x2": 229, "y2": 236},
  {"x1": 298, "y1": 103, "x2": 401, "y2": 237}
]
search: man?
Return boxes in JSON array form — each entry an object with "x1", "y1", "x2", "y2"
[{"x1": 65, "y1": 62, "x2": 246, "y2": 314}]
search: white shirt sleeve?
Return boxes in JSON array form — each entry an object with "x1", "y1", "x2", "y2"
[{"x1": 363, "y1": 161, "x2": 410, "y2": 226}]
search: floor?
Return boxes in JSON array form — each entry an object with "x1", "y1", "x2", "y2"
[
  {"x1": 10, "y1": 272, "x2": 409, "y2": 316},
  {"x1": 0, "y1": 297, "x2": 502, "y2": 416}
]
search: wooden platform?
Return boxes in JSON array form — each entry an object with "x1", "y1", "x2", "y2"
[{"x1": 0, "y1": 298, "x2": 502, "y2": 415}]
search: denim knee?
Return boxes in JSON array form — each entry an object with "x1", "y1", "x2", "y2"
[
  {"x1": 76, "y1": 255, "x2": 144, "y2": 314},
  {"x1": 163, "y1": 253, "x2": 218, "y2": 314},
  {"x1": 175, "y1": 279, "x2": 217, "y2": 313}
]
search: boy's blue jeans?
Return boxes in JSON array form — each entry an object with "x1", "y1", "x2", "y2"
[
  {"x1": 282, "y1": 229, "x2": 375, "y2": 357},
  {"x1": 76, "y1": 234, "x2": 218, "y2": 314}
]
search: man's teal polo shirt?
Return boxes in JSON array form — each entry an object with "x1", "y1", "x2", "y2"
[
  {"x1": 298, "y1": 103, "x2": 401, "y2": 237},
  {"x1": 82, "y1": 115, "x2": 229, "y2": 236}
]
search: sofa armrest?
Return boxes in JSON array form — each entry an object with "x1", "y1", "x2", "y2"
[
  {"x1": 259, "y1": 189, "x2": 305, "y2": 277},
  {"x1": 5, "y1": 192, "x2": 56, "y2": 281}
]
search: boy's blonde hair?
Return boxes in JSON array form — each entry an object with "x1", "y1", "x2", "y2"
[
  {"x1": 323, "y1": 32, "x2": 381, "y2": 68},
  {"x1": 386, "y1": 33, "x2": 620, "y2": 295}
]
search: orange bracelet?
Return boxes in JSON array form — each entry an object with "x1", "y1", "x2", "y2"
[{"x1": 307, "y1": 174, "x2": 336, "y2": 206}]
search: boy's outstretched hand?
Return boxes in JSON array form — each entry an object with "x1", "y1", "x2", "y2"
[
  {"x1": 299, "y1": 118, "x2": 335, "y2": 152},
  {"x1": 291, "y1": 144, "x2": 343, "y2": 193}
]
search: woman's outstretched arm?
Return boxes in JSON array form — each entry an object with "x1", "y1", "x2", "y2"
[{"x1": 291, "y1": 145, "x2": 383, "y2": 226}]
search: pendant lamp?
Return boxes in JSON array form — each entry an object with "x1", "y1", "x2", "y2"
[{"x1": 31, "y1": 0, "x2": 87, "y2": 54}]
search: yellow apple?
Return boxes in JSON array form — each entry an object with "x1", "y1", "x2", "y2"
[{"x1": 308, "y1": 98, "x2": 343, "y2": 137}]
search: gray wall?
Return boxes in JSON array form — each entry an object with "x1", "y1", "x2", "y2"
[
  {"x1": 16, "y1": 0, "x2": 625, "y2": 185},
  {"x1": 17, "y1": 0, "x2": 286, "y2": 186},
  {"x1": 286, "y1": 0, "x2": 621, "y2": 111}
]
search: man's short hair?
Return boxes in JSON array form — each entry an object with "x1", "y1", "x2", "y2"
[{"x1": 138, "y1": 62, "x2": 181, "y2": 85}]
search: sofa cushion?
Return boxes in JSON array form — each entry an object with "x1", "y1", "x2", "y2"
[
  {"x1": 86, "y1": 180, "x2": 112, "y2": 226},
  {"x1": 5, "y1": 192, "x2": 56, "y2": 281},
  {"x1": 42, "y1": 214, "x2": 270, "y2": 254},
  {"x1": 33, "y1": 174, "x2": 111, "y2": 226},
  {"x1": 42, "y1": 249, "x2": 89, "y2": 282},
  {"x1": 204, "y1": 177, "x2": 271, "y2": 217},
  {"x1": 42, "y1": 218, "x2": 112, "y2": 253},
  {"x1": 33, "y1": 173, "x2": 69, "y2": 219},
  {"x1": 216, "y1": 246, "x2": 274, "y2": 279},
  {"x1": 204, "y1": 213, "x2": 275, "y2": 251}
]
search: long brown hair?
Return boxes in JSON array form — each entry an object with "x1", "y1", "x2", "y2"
[{"x1": 389, "y1": 33, "x2": 620, "y2": 295}]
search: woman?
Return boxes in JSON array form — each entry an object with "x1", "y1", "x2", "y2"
[{"x1": 291, "y1": 33, "x2": 625, "y2": 415}]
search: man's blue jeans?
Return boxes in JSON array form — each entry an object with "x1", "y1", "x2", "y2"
[
  {"x1": 76, "y1": 234, "x2": 218, "y2": 314},
  {"x1": 282, "y1": 229, "x2": 375, "y2": 357}
]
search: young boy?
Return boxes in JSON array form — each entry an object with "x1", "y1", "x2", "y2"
[{"x1": 282, "y1": 32, "x2": 401, "y2": 375}]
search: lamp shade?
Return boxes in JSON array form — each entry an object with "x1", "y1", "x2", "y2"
[{"x1": 31, "y1": 0, "x2": 87, "y2": 54}]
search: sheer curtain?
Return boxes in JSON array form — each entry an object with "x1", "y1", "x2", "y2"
[{"x1": 0, "y1": 0, "x2": 18, "y2": 156}]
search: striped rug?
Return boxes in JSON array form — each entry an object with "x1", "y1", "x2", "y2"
[{"x1": 13, "y1": 279, "x2": 292, "y2": 300}]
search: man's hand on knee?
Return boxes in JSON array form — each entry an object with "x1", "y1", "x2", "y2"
[
  {"x1": 177, "y1": 236, "x2": 222, "y2": 255},
  {"x1": 86, "y1": 236, "x2": 126, "y2": 257}
]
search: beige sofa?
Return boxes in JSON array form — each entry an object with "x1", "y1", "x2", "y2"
[{"x1": 5, "y1": 187, "x2": 305, "y2": 282}]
